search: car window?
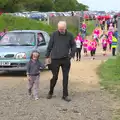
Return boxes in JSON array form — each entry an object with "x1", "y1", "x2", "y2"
[
  {"x1": 43, "y1": 32, "x2": 50, "y2": 43},
  {"x1": 37, "y1": 33, "x2": 46, "y2": 46},
  {"x1": 0, "y1": 32, "x2": 36, "y2": 46}
]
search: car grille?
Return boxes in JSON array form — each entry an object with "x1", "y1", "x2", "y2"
[
  {"x1": 0, "y1": 54, "x2": 15, "y2": 59},
  {"x1": 0, "y1": 63, "x2": 26, "y2": 68},
  {"x1": 4, "y1": 54, "x2": 14, "y2": 58}
]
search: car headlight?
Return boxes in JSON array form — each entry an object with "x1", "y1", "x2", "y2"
[{"x1": 16, "y1": 53, "x2": 26, "y2": 59}]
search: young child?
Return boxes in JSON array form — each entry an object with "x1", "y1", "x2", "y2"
[
  {"x1": 26, "y1": 50, "x2": 46, "y2": 100},
  {"x1": 89, "y1": 37, "x2": 97, "y2": 60},
  {"x1": 102, "y1": 36, "x2": 108, "y2": 56},
  {"x1": 83, "y1": 39, "x2": 88, "y2": 56},
  {"x1": 108, "y1": 23, "x2": 114, "y2": 33},
  {"x1": 75, "y1": 36, "x2": 82, "y2": 61},
  {"x1": 108, "y1": 32, "x2": 113, "y2": 51},
  {"x1": 93, "y1": 27, "x2": 100, "y2": 45},
  {"x1": 81, "y1": 22, "x2": 87, "y2": 39}
]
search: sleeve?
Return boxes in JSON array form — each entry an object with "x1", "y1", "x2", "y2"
[
  {"x1": 69, "y1": 34, "x2": 76, "y2": 58},
  {"x1": 26, "y1": 61, "x2": 30, "y2": 75},
  {"x1": 45, "y1": 33, "x2": 54, "y2": 58}
]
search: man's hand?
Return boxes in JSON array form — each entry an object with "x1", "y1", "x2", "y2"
[{"x1": 45, "y1": 58, "x2": 51, "y2": 65}]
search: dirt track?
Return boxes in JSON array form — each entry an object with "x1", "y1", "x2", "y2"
[{"x1": 0, "y1": 46, "x2": 114, "y2": 120}]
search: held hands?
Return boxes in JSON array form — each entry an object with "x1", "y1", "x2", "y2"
[{"x1": 45, "y1": 58, "x2": 51, "y2": 66}]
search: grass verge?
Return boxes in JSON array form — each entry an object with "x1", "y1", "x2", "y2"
[{"x1": 98, "y1": 56, "x2": 120, "y2": 120}]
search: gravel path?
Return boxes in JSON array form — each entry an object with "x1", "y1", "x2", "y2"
[{"x1": 0, "y1": 47, "x2": 114, "y2": 120}]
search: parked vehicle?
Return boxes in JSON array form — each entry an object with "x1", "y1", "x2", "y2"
[
  {"x1": 30, "y1": 13, "x2": 45, "y2": 21},
  {"x1": 0, "y1": 30, "x2": 50, "y2": 71}
]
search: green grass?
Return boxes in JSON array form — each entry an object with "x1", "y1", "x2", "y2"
[
  {"x1": 85, "y1": 20, "x2": 95, "y2": 36},
  {"x1": 0, "y1": 14, "x2": 54, "y2": 35},
  {"x1": 98, "y1": 57, "x2": 120, "y2": 95},
  {"x1": 98, "y1": 56, "x2": 120, "y2": 120}
]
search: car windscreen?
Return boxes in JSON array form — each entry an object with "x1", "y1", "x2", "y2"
[{"x1": 0, "y1": 32, "x2": 36, "y2": 46}]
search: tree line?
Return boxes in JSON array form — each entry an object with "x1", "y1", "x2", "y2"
[{"x1": 0, "y1": 0, "x2": 88, "y2": 12}]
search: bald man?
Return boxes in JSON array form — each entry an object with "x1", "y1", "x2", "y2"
[{"x1": 45, "y1": 21, "x2": 76, "y2": 102}]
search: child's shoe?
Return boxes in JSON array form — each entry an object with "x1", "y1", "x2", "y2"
[{"x1": 35, "y1": 97, "x2": 39, "y2": 100}]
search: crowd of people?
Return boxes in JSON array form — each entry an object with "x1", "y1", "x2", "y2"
[{"x1": 74, "y1": 18, "x2": 118, "y2": 60}]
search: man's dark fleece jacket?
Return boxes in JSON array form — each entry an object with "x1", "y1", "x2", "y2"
[{"x1": 45, "y1": 30, "x2": 76, "y2": 59}]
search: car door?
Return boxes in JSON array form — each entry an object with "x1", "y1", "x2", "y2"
[{"x1": 36, "y1": 32, "x2": 47, "y2": 63}]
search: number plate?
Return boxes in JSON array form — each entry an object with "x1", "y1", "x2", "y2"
[{"x1": 0, "y1": 62, "x2": 11, "y2": 66}]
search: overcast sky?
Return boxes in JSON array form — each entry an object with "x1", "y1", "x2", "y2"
[{"x1": 77, "y1": 0, "x2": 120, "y2": 11}]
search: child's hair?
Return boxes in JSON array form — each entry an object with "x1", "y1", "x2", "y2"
[{"x1": 30, "y1": 50, "x2": 40, "y2": 60}]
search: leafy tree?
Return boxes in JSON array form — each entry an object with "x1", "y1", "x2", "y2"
[{"x1": 0, "y1": 0, "x2": 88, "y2": 12}]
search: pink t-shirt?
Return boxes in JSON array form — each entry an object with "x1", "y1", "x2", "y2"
[
  {"x1": 93, "y1": 29, "x2": 100, "y2": 38},
  {"x1": 108, "y1": 31, "x2": 113, "y2": 36},
  {"x1": 108, "y1": 35, "x2": 112, "y2": 44},
  {"x1": 83, "y1": 39, "x2": 88, "y2": 48},
  {"x1": 77, "y1": 34, "x2": 83, "y2": 42},
  {"x1": 89, "y1": 40, "x2": 97, "y2": 50},
  {"x1": 102, "y1": 39, "x2": 108, "y2": 47},
  {"x1": 82, "y1": 23, "x2": 87, "y2": 29},
  {"x1": 94, "y1": 29, "x2": 100, "y2": 35}
]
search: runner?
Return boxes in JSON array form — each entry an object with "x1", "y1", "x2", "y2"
[
  {"x1": 83, "y1": 38, "x2": 88, "y2": 56},
  {"x1": 88, "y1": 36, "x2": 97, "y2": 60},
  {"x1": 108, "y1": 32, "x2": 113, "y2": 51},
  {"x1": 75, "y1": 36, "x2": 82, "y2": 61},
  {"x1": 108, "y1": 23, "x2": 114, "y2": 33},
  {"x1": 93, "y1": 27, "x2": 100, "y2": 45},
  {"x1": 101, "y1": 36, "x2": 108, "y2": 56}
]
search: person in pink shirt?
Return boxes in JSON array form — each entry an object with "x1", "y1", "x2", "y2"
[
  {"x1": 75, "y1": 35, "x2": 82, "y2": 61},
  {"x1": 108, "y1": 34, "x2": 112, "y2": 51},
  {"x1": 102, "y1": 36, "x2": 108, "y2": 56},
  {"x1": 108, "y1": 23, "x2": 114, "y2": 33},
  {"x1": 83, "y1": 39, "x2": 88, "y2": 56},
  {"x1": 82, "y1": 22, "x2": 87, "y2": 29},
  {"x1": 89, "y1": 37, "x2": 97, "y2": 60},
  {"x1": 78, "y1": 33, "x2": 84, "y2": 42},
  {"x1": 93, "y1": 27, "x2": 100, "y2": 45},
  {"x1": 108, "y1": 31, "x2": 113, "y2": 36}
]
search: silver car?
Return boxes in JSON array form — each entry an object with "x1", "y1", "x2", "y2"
[{"x1": 0, "y1": 30, "x2": 50, "y2": 71}]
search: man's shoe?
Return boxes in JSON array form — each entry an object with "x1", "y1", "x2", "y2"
[
  {"x1": 62, "y1": 96, "x2": 71, "y2": 102},
  {"x1": 47, "y1": 94, "x2": 52, "y2": 99}
]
